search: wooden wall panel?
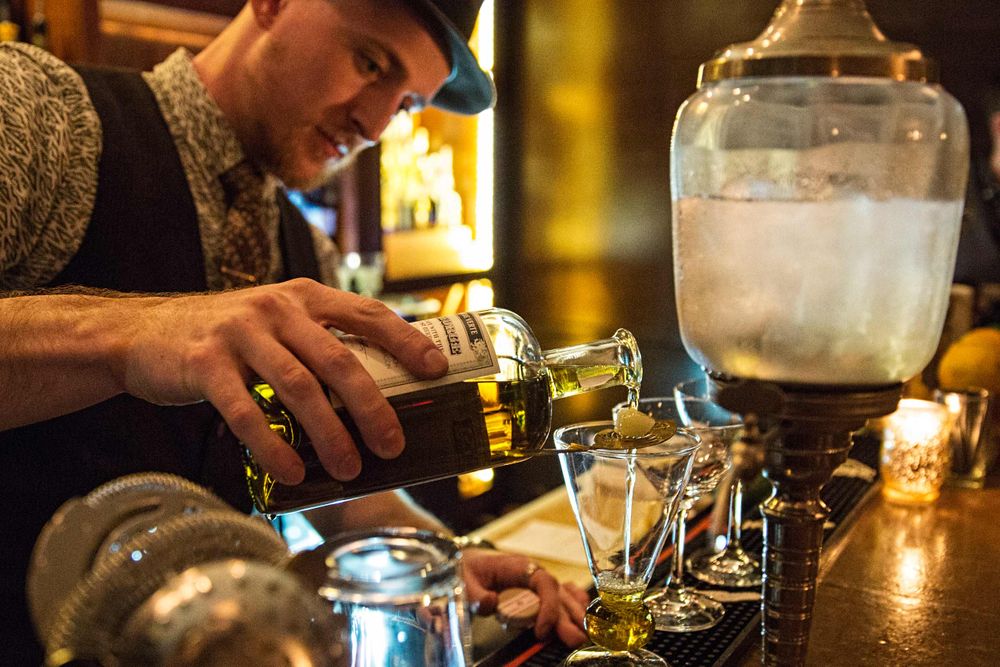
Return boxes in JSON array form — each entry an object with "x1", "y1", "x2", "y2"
[
  {"x1": 38, "y1": 0, "x2": 234, "y2": 67},
  {"x1": 43, "y1": 0, "x2": 101, "y2": 63}
]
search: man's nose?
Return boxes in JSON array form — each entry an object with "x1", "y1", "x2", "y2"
[{"x1": 351, "y1": 88, "x2": 408, "y2": 143}]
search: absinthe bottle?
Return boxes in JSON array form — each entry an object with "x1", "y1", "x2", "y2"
[{"x1": 243, "y1": 309, "x2": 642, "y2": 515}]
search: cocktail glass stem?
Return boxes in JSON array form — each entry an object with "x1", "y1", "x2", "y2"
[
  {"x1": 646, "y1": 497, "x2": 724, "y2": 633},
  {"x1": 667, "y1": 501, "x2": 691, "y2": 595},
  {"x1": 728, "y1": 480, "x2": 744, "y2": 547},
  {"x1": 687, "y1": 477, "x2": 762, "y2": 588}
]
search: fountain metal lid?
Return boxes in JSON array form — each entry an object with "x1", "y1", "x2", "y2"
[{"x1": 698, "y1": 0, "x2": 936, "y2": 86}]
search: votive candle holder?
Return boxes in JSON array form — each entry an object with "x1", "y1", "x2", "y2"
[{"x1": 880, "y1": 399, "x2": 952, "y2": 505}]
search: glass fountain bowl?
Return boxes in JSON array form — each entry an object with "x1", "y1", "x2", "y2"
[{"x1": 671, "y1": 75, "x2": 968, "y2": 386}]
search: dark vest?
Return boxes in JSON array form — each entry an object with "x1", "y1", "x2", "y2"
[{"x1": 0, "y1": 66, "x2": 321, "y2": 664}]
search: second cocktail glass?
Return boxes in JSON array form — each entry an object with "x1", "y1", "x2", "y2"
[
  {"x1": 674, "y1": 378, "x2": 761, "y2": 589},
  {"x1": 619, "y1": 397, "x2": 736, "y2": 632},
  {"x1": 555, "y1": 420, "x2": 699, "y2": 666}
]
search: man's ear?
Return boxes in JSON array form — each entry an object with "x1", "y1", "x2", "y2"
[{"x1": 249, "y1": 0, "x2": 286, "y2": 29}]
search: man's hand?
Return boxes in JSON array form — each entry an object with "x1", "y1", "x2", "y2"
[
  {"x1": 461, "y1": 548, "x2": 590, "y2": 648},
  {"x1": 121, "y1": 279, "x2": 448, "y2": 483},
  {"x1": 0, "y1": 280, "x2": 448, "y2": 485}
]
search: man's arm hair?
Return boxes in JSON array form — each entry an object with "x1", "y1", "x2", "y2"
[
  {"x1": 0, "y1": 290, "x2": 154, "y2": 430},
  {"x1": 1, "y1": 286, "x2": 200, "y2": 298}
]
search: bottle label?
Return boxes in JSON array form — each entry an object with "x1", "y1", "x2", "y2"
[{"x1": 330, "y1": 312, "x2": 500, "y2": 406}]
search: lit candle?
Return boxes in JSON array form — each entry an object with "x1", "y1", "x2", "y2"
[{"x1": 880, "y1": 399, "x2": 952, "y2": 504}]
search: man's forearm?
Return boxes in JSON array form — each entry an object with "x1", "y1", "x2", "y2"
[
  {"x1": 0, "y1": 290, "x2": 141, "y2": 430},
  {"x1": 303, "y1": 490, "x2": 451, "y2": 538},
  {"x1": 0, "y1": 280, "x2": 451, "y2": 488}
]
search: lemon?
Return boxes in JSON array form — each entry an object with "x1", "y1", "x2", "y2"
[{"x1": 937, "y1": 327, "x2": 1000, "y2": 394}]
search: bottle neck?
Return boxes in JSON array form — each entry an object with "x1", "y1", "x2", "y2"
[{"x1": 541, "y1": 329, "x2": 642, "y2": 403}]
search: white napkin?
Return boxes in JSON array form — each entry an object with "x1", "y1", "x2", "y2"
[{"x1": 493, "y1": 519, "x2": 589, "y2": 567}]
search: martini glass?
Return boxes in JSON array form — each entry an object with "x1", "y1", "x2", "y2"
[
  {"x1": 618, "y1": 398, "x2": 735, "y2": 632},
  {"x1": 674, "y1": 377, "x2": 761, "y2": 588},
  {"x1": 555, "y1": 420, "x2": 699, "y2": 666}
]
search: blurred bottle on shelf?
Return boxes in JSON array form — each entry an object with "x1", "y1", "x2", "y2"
[
  {"x1": 0, "y1": 0, "x2": 20, "y2": 41},
  {"x1": 30, "y1": 0, "x2": 46, "y2": 49},
  {"x1": 380, "y1": 111, "x2": 464, "y2": 233},
  {"x1": 336, "y1": 250, "x2": 385, "y2": 298}
]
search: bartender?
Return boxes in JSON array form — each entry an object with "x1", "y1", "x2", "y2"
[{"x1": 0, "y1": 0, "x2": 588, "y2": 662}]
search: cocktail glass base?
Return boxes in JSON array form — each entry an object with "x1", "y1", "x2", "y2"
[
  {"x1": 562, "y1": 646, "x2": 668, "y2": 666},
  {"x1": 645, "y1": 586, "x2": 724, "y2": 632},
  {"x1": 687, "y1": 546, "x2": 762, "y2": 588}
]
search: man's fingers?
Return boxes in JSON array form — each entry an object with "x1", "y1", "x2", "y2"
[
  {"x1": 551, "y1": 585, "x2": 589, "y2": 646},
  {"x1": 527, "y1": 568, "x2": 561, "y2": 639},
  {"x1": 236, "y1": 333, "x2": 367, "y2": 480},
  {"x1": 366, "y1": 317, "x2": 449, "y2": 377},
  {"x1": 555, "y1": 611, "x2": 589, "y2": 648},
  {"x1": 122, "y1": 283, "x2": 444, "y2": 487},
  {"x1": 460, "y1": 550, "x2": 592, "y2": 646},
  {"x1": 471, "y1": 591, "x2": 499, "y2": 617},
  {"x1": 560, "y1": 583, "x2": 589, "y2": 623},
  {"x1": 302, "y1": 286, "x2": 447, "y2": 378},
  {"x1": 278, "y1": 323, "x2": 405, "y2": 460},
  {"x1": 200, "y1": 367, "x2": 305, "y2": 485}
]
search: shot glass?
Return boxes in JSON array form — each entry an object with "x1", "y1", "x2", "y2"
[
  {"x1": 879, "y1": 399, "x2": 952, "y2": 505},
  {"x1": 933, "y1": 387, "x2": 995, "y2": 489}
]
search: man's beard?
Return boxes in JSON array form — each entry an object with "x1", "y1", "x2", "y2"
[
  {"x1": 245, "y1": 125, "x2": 368, "y2": 191},
  {"x1": 297, "y1": 149, "x2": 364, "y2": 191}
]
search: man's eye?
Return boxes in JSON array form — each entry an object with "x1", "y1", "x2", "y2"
[
  {"x1": 399, "y1": 94, "x2": 426, "y2": 114},
  {"x1": 357, "y1": 52, "x2": 384, "y2": 77}
]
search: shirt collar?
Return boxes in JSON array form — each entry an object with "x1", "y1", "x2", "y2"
[{"x1": 144, "y1": 48, "x2": 246, "y2": 179}]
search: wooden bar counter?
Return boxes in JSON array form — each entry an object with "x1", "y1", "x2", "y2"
[{"x1": 739, "y1": 480, "x2": 1000, "y2": 666}]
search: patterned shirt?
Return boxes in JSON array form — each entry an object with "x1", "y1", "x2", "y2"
[{"x1": 0, "y1": 43, "x2": 337, "y2": 290}]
